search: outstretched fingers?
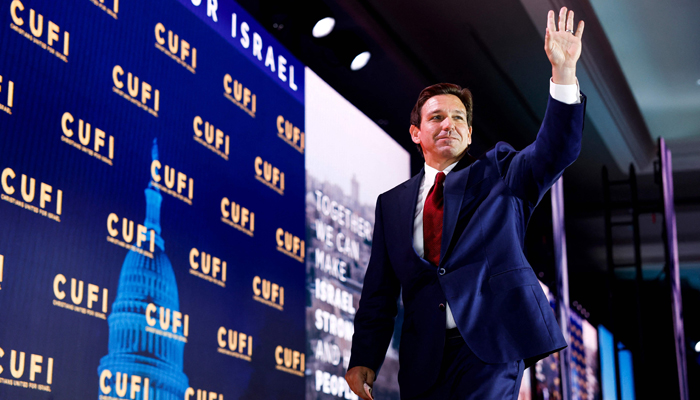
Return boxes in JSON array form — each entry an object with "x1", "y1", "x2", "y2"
[
  {"x1": 575, "y1": 20, "x2": 585, "y2": 38},
  {"x1": 566, "y1": 10, "x2": 575, "y2": 31},
  {"x1": 558, "y1": 7, "x2": 567, "y2": 32},
  {"x1": 547, "y1": 10, "x2": 556, "y2": 33}
]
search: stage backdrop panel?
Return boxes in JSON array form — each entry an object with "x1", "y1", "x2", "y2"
[
  {"x1": 304, "y1": 68, "x2": 410, "y2": 400},
  {"x1": 0, "y1": 0, "x2": 306, "y2": 399}
]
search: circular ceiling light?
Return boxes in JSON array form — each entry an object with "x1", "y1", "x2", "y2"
[
  {"x1": 312, "y1": 17, "x2": 336, "y2": 38},
  {"x1": 350, "y1": 51, "x2": 371, "y2": 71},
  {"x1": 695, "y1": 341, "x2": 700, "y2": 353}
]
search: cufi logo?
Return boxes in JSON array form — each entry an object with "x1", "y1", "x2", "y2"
[
  {"x1": 274, "y1": 346, "x2": 304, "y2": 377},
  {"x1": 53, "y1": 274, "x2": 108, "y2": 313},
  {"x1": 276, "y1": 115, "x2": 304, "y2": 153},
  {"x1": 0, "y1": 347, "x2": 54, "y2": 385},
  {"x1": 276, "y1": 228, "x2": 304, "y2": 263},
  {"x1": 150, "y1": 160, "x2": 193, "y2": 205},
  {"x1": 112, "y1": 65, "x2": 160, "y2": 117},
  {"x1": 217, "y1": 326, "x2": 253, "y2": 361},
  {"x1": 145, "y1": 303, "x2": 189, "y2": 337},
  {"x1": 61, "y1": 112, "x2": 114, "y2": 165},
  {"x1": 193, "y1": 116, "x2": 229, "y2": 160},
  {"x1": 254, "y1": 157, "x2": 284, "y2": 195},
  {"x1": 155, "y1": 23, "x2": 197, "y2": 73},
  {"x1": 189, "y1": 248, "x2": 226, "y2": 287},
  {"x1": 9, "y1": 0, "x2": 69, "y2": 62},
  {"x1": 252, "y1": 276, "x2": 284, "y2": 311},
  {"x1": 1, "y1": 167, "x2": 63, "y2": 219},
  {"x1": 99, "y1": 370, "x2": 149, "y2": 399},
  {"x1": 223, "y1": 74, "x2": 256, "y2": 118},
  {"x1": 220, "y1": 197, "x2": 255, "y2": 236},
  {"x1": 107, "y1": 213, "x2": 155, "y2": 254}
]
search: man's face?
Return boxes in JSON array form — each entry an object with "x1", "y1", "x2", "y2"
[{"x1": 410, "y1": 94, "x2": 472, "y2": 167}]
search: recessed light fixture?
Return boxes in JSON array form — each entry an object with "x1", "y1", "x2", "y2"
[
  {"x1": 350, "y1": 51, "x2": 371, "y2": 71},
  {"x1": 312, "y1": 17, "x2": 335, "y2": 38},
  {"x1": 695, "y1": 341, "x2": 700, "y2": 353}
]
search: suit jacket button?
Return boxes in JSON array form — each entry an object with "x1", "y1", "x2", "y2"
[
  {"x1": 438, "y1": 268, "x2": 446, "y2": 276},
  {"x1": 439, "y1": 303, "x2": 446, "y2": 312}
]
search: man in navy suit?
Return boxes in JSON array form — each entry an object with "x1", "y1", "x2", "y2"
[{"x1": 346, "y1": 7, "x2": 587, "y2": 400}]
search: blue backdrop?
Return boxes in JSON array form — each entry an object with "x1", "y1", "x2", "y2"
[{"x1": 0, "y1": 0, "x2": 306, "y2": 398}]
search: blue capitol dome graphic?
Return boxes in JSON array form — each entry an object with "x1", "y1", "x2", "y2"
[{"x1": 98, "y1": 139, "x2": 189, "y2": 400}]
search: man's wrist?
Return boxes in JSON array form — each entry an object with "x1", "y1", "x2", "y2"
[{"x1": 551, "y1": 66, "x2": 576, "y2": 85}]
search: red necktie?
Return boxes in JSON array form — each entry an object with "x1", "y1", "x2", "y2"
[{"x1": 424, "y1": 172, "x2": 445, "y2": 266}]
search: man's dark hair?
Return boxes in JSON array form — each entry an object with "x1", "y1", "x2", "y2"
[{"x1": 410, "y1": 83, "x2": 473, "y2": 156}]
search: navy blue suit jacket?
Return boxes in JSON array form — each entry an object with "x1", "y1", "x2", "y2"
[{"x1": 348, "y1": 95, "x2": 586, "y2": 396}]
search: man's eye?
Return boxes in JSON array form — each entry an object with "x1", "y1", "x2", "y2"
[{"x1": 431, "y1": 115, "x2": 442, "y2": 120}]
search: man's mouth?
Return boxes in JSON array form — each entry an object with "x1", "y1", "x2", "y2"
[{"x1": 436, "y1": 132, "x2": 457, "y2": 140}]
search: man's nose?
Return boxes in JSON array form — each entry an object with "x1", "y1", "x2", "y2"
[{"x1": 441, "y1": 118, "x2": 455, "y2": 130}]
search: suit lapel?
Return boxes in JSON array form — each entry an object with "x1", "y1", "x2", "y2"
[
  {"x1": 401, "y1": 169, "x2": 424, "y2": 246},
  {"x1": 440, "y1": 155, "x2": 477, "y2": 265}
]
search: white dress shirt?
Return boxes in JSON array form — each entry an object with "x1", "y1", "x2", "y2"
[{"x1": 413, "y1": 79, "x2": 581, "y2": 329}]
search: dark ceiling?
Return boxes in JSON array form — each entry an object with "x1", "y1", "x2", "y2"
[{"x1": 235, "y1": 0, "x2": 700, "y2": 395}]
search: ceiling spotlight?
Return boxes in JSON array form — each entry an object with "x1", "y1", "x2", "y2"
[
  {"x1": 312, "y1": 17, "x2": 335, "y2": 38},
  {"x1": 351, "y1": 51, "x2": 371, "y2": 71},
  {"x1": 695, "y1": 341, "x2": 700, "y2": 353}
]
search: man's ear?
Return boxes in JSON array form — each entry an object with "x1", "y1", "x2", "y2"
[
  {"x1": 467, "y1": 126, "x2": 473, "y2": 146},
  {"x1": 409, "y1": 125, "x2": 421, "y2": 144}
]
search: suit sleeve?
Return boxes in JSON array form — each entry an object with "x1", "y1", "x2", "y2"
[
  {"x1": 348, "y1": 194, "x2": 401, "y2": 375},
  {"x1": 496, "y1": 94, "x2": 587, "y2": 205}
]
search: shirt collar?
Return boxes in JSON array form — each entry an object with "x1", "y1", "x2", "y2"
[{"x1": 423, "y1": 161, "x2": 459, "y2": 186}]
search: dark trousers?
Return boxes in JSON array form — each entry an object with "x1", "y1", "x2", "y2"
[{"x1": 404, "y1": 329, "x2": 525, "y2": 400}]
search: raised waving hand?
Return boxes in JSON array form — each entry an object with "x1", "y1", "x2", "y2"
[{"x1": 545, "y1": 7, "x2": 585, "y2": 85}]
